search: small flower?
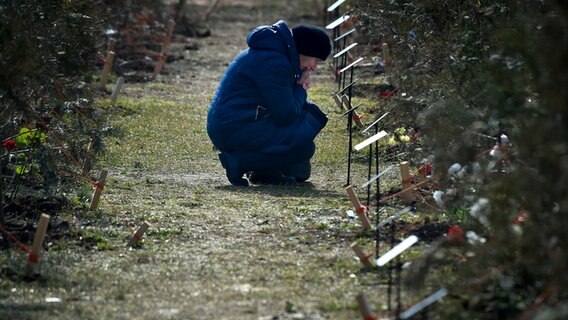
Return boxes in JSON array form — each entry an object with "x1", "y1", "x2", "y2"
[
  {"x1": 418, "y1": 163, "x2": 432, "y2": 176},
  {"x1": 448, "y1": 163, "x2": 462, "y2": 176},
  {"x1": 2, "y1": 139, "x2": 17, "y2": 151},
  {"x1": 513, "y1": 210, "x2": 529, "y2": 225},
  {"x1": 466, "y1": 231, "x2": 486, "y2": 245},
  {"x1": 489, "y1": 145, "x2": 504, "y2": 160},
  {"x1": 470, "y1": 162, "x2": 482, "y2": 179},
  {"x1": 377, "y1": 84, "x2": 397, "y2": 97},
  {"x1": 447, "y1": 225, "x2": 464, "y2": 243},
  {"x1": 499, "y1": 134, "x2": 510, "y2": 145},
  {"x1": 379, "y1": 89, "x2": 396, "y2": 97},
  {"x1": 470, "y1": 198, "x2": 491, "y2": 227},
  {"x1": 433, "y1": 190, "x2": 445, "y2": 208},
  {"x1": 408, "y1": 30, "x2": 417, "y2": 40}
]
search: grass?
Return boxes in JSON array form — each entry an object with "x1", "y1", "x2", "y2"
[{"x1": 100, "y1": 95, "x2": 214, "y2": 172}]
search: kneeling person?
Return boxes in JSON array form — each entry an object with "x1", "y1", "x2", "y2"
[{"x1": 207, "y1": 20, "x2": 331, "y2": 186}]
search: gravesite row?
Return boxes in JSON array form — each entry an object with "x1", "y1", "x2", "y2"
[{"x1": 1, "y1": 1, "x2": 526, "y2": 319}]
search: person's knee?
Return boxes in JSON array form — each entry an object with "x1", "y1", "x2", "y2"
[{"x1": 295, "y1": 141, "x2": 315, "y2": 161}]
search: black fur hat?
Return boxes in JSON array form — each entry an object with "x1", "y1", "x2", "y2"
[{"x1": 292, "y1": 24, "x2": 332, "y2": 60}]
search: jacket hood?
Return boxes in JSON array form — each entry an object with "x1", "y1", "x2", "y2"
[{"x1": 246, "y1": 20, "x2": 301, "y2": 78}]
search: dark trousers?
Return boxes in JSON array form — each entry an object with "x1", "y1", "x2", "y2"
[
  {"x1": 214, "y1": 101, "x2": 326, "y2": 183},
  {"x1": 224, "y1": 140, "x2": 315, "y2": 181}
]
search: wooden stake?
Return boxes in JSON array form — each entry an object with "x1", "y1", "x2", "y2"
[
  {"x1": 110, "y1": 76, "x2": 125, "y2": 105},
  {"x1": 174, "y1": 0, "x2": 187, "y2": 22},
  {"x1": 339, "y1": 94, "x2": 349, "y2": 111},
  {"x1": 81, "y1": 141, "x2": 93, "y2": 176},
  {"x1": 416, "y1": 163, "x2": 431, "y2": 184},
  {"x1": 333, "y1": 93, "x2": 343, "y2": 109},
  {"x1": 399, "y1": 161, "x2": 415, "y2": 204},
  {"x1": 356, "y1": 293, "x2": 378, "y2": 320},
  {"x1": 0, "y1": 163, "x2": 4, "y2": 226},
  {"x1": 90, "y1": 170, "x2": 108, "y2": 211},
  {"x1": 107, "y1": 37, "x2": 116, "y2": 53},
  {"x1": 382, "y1": 42, "x2": 391, "y2": 68},
  {"x1": 127, "y1": 222, "x2": 151, "y2": 247},
  {"x1": 382, "y1": 42, "x2": 394, "y2": 86},
  {"x1": 204, "y1": 0, "x2": 222, "y2": 21},
  {"x1": 340, "y1": 95, "x2": 364, "y2": 127},
  {"x1": 350, "y1": 242, "x2": 374, "y2": 269},
  {"x1": 152, "y1": 19, "x2": 176, "y2": 80},
  {"x1": 24, "y1": 214, "x2": 50, "y2": 278},
  {"x1": 345, "y1": 185, "x2": 371, "y2": 229},
  {"x1": 416, "y1": 170, "x2": 426, "y2": 184},
  {"x1": 100, "y1": 51, "x2": 115, "y2": 90}
]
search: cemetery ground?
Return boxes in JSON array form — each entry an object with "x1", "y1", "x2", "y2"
[{"x1": 1, "y1": 1, "x2": 449, "y2": 319}]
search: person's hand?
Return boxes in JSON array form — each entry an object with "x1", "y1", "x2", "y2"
[{"x1": 296, "y1": 70, "x2": 312, "y2": 90}]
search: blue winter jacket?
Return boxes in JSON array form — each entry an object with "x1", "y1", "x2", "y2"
[{"x1": 207, "y1": 20, "x2": 327, "y2": 155}]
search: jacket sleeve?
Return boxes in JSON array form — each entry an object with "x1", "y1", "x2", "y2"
[{"x1": 253, "y1": 57, "x2": 307, "y2": 126}]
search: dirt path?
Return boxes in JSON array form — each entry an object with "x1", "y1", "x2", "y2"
[{"x1": 2, "y1": 1, "x2": 393, "y2": 319}]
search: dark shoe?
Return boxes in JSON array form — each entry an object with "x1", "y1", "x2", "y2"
[
  {"x1": 247, "y1": 171, "x2": 297, "y2": 185},
  {"x1": 218, "y1": 152, "x2": 248, "y2": 186},
  {"x1": 282, "y1": 161, "x2": 311, "y2": 183}
]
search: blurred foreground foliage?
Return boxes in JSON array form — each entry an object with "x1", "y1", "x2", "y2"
[
  {"x1": 357, "y1": 0, "x2": 567, "y2": 318},
  {"x1": 0, "y1": 1, "x2": 171, "y2": 215},
  {"x1": 0, "y1": 0, "x2": 107, "y2": 213}
]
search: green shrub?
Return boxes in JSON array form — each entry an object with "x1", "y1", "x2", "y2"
[{"x1": 0, "y1": 1, "x2": 108, "y2": 202}]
